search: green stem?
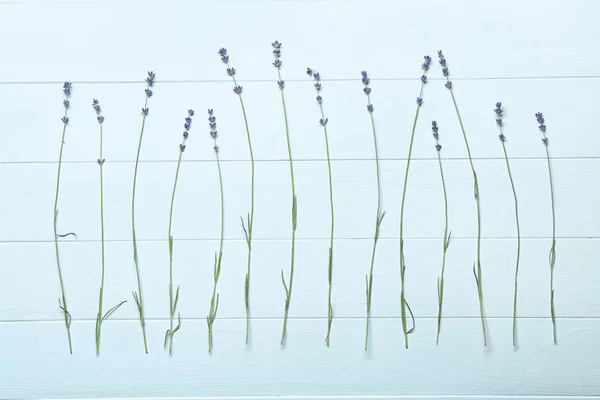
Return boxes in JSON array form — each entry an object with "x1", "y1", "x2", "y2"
[
  {"x1": 167, "y1": 150, "x2": 183, "y2": 355},
  {"x1": 231, "y1": 73, "x2": 255, "y2": 345},
  {"x1": 435, "y1": 151, "x2": 449, "y2": 345},
  {"x1": 95, "y1": 123, "x2": 105, "y2": 355},
  {"x1": 398, "y1": 82, "x2": 425, "y2": 349},
  {"x1": 365, "y1": 93, "x2": 383, "y2": 351},
  {"x1": 132, "y1": 96, "x2": 149, "y2": 354},
  {"x1": 54, "y1": 105, "x2": 73, "y2": 354},
  {"x1": 544, "y1": 143, "x2": 557, "y2": 344},
  {"x1": 448, "y1": 88, "x2": 486, "y2": 345},
  {"x1": 500, "y1": 141, "x2": 521, "y2": 347},
  {"x1": 277, "y1": 70, "x2": 297, "y2": 346},
  {"x1": 318, "y1": 102, "x2": 335, "y2": 347}
]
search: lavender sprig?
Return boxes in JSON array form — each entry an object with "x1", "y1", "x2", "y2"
[
  {"x1": 92, "y1": 99, "x2": 126, "y2": 355},
  {"x1": 398, "y1": 56, "x2": 431, "y2": 348},
  {"x1": 272, "y1": 41, "x2": 297, "y2": 346},
  {"x1": 131, "y1": 71, "x2": 155, "y2": 354},
  {"x1": 307, "y1": 68, "x2": 335, "y2": 346},
  {"x1": 164, "y1": 109, "x2": 194, "y2": 355},
  {"x1": 495, "y1": 103, "x2": 522, "y2": 346},
  {"x1": 431, "y1": 121, "x2": 451, "y2": 345},
  {"x1": 206, "y1": 109, "x2": 225, "y2": 353},
  {"x1": 536, "y1": 111, "x2": 557, "y2": 344},
  {"x1": 54, "y1": 82, "x2": 75, "y2": 354},
  {"x1": 218, "y1": 49, "x2": 255, "y2": 345},
  {"x1": 438, "y1": 50, "x2": 487, "y2": 345},
  {"x1": 362, "y1": 70, "x2": 385, "y2": 351}
]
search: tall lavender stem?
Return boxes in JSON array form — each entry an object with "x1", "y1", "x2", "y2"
[
  {"x1": 398, "y1": 56, "x2": 431, "y2": 349},
  {"x1": 362, "y1": 71, "x2": 385, "y2": 351},
  {"x1": 535, "y1": 112, "x2": 557, "y2": 344},
  {"x1": 131, "y1": 71, "x2": 155, "y2": 354},
  {"x1": 54, "y1": 82, "x2": 74, "y2": 354},
  {"x1": 438, "y1": 50, "x2": 486, "y2": 345}
]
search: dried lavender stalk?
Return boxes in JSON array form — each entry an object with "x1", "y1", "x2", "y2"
[
  {"x1": 54, "y1": 82, "x2": 74, "y2": 354},
  {"x1": 272, "y1": 41, "x2": 297, "y2": 346},
  {"x1": 206, "y1": 108, "x2": 224, "y2": 353},
  {"x1": 164, "y1": 109, "x2": 194, "y2": 355},
  {"x1": 92, "y1": 99, "x2": 126, "y2": 355},
  {"x1": 398, "y1": 56, "x2": 431, "y2": 349},
  {"x1": 362, "y1": 70, "x2": 385, "y2": 351},
  {"x1": 218, "y1": 48, "x2": 255, "y2": 344},
  {"x1": 495, "y1": 103, "x2": 522, "y2": 346},
  {"x1": 131, "y1": 71, "x2": 155, "y2": 354},
  {"x1": 431, "y1": 121, "x2": 451, "y2": 345},
  {"x1": 535, "y1": 111, "x2": 557, "y2": 344},
  {"x1": 438, "y1": 50, "x2": 487, "y2": 345},
  {"x1": 306, "y1": 67, "x2": 335, "y2": 346}
]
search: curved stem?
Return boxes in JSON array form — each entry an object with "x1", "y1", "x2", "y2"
[
  {"x1": 435, "y1": 151, "x2": 449, "y2": 345},
  {"x1": 54, "y1": 106, "x2": 73, "y2": 354},
  {"x1": 544, "y1": 144, "x2": 557, "y2": 344},
  {"x1": 449, "y1": 88, "x2": 486, "y2": 346},
  {"x1": 132, "y1": 96, "x2": 149, "y2": 354},
  {"x1": 365, "y1": 93, "x2": 383, "y2": 351},
  {"x1": 398, "y1": 82, "x2": 425, "y2": 349},
  {"x1": 167, "y1": 151, "x2": 183, "y2": 355},
  {"x1": 95, "y1": 123, "x2": 105, "y2": 355}
]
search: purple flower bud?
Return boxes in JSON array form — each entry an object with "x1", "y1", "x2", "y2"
[
  {"x1": 188, "y1": 109, "x2": 195, "y2": 116},
  {"x1": 278, "y1": 80, "x2": 285, "y2": 89},
  {"x1": 432, "y1": 120, "x2": 439, "y2": 140},
  {"x1": 319, "y1": 118, "x2": 328, "y2": 126},
  {"x1": 316, "y1": 95, "x2": 322, "y2": 103},
  {"x1": 361, "y1": 70, "x2": 370, "y2": 85},
  {"x1": 63, "y1": 82, "x2": 73, "y2": 96},
  {"x1": 61, "y1": 116, "x2": 69, "y2": 125},
  {"x1": 271, "y1": 41, "x2": 282, "y2": 49},
  {"x1": 367, "y1": 104, "x2": 374, "y2": 113},
  {"x1": 185, "y1": 117, "x2": 192, "y2": 124},
  {"x1": 97, "y1": 158, "x2": 106, "y2": 165},
  {"x1": 422, "y1": 55, "x2": 432, "y2": 71},
  {"x1": 233, "y1": 85, "x2": 243, "y2": 94},
  {"x1": 445, "y1": 81, "x2": 453, "y2": 89},
  {"x1": 146, "y1": 71, "x2": 156, "y2": 86},
  {"x1": 92, "y1": 99, "x2": 101, "y2": 113},
  {"x1": 421, "y1": 75, "x2": 427, "y2": 83},
  {"x1": 227, "y1": 67, "x2": 236, "y2": 76},
  {"x1": 213, "y1": 145, "x2": 219, "y2": 152},
  {"x1": 63, "y1": 99, "x2": 70, "y2": 109},
  {"x1": 442, "y1": 68, "x2": 449, "y2": 76},
  {"x1": 439, "y1": 58, "x2": 447, "y2": 67},
  {"x1": 208, "y1": 116, "x2": 216, "y2": 123},
  {"x1": 141, "y1": 107, "x2": 149, "y2": 116},
  {"x1": 363, "y1": 86, "x2": 372, "y2": 95},
  {"x1": 97, "y1": 115, "x2": 105, "y2": 124},
  {"x1": 499, "y1": 133, "x2": 506, "y2": 142},
  {"x1": 535, "y1": 112, "x2": 544, "y2": 124},
  {"x1": 542, "y1": 137, "x2": 548, "y2": 145},
  {"x1": 539, "y1": 124, "x2": 546, "y2": 132},
  {"x1": 183, "y1": 131, "x2": 188, "y2": 139},
  {"x1": 313, "y1": 72, "x2": 321, "y2": 81},
  {"x1": 496, "y1": 118, "x2": 502, "y2": 126},
  {"x1": 494, "y1": 102, "x2": 503, "y2": 115},
  {"x1": 306, "y1": 67, "x2": 313, "y2": 76},
  {"x1": 416, "y1": 97, "x2": 423, "y2": 106},
  {"x1": 218, "y1": 48, "x2": 227, "y2": 57},
  {"x1": 184, "y1": 123, "x2": 190, "y2": 130},
  {"x1": 145, "y1": 88, "x2": 153, "y2": 98},
  {"x1": 435, "y1": 143, "x2": 442, "y2": 151},
  {"x1": 180, "y1": 144, "x2": 186, "y2": 152},
  {"x1": 210, "y1": 130, "x2": 217, "y2": 139},
  {"x1": 273, "y1": 49, "x2": 281, "y2": 58},
  {"x1": 209, "y1": 122, "x2": 216, "y2": 130},
  {"x1": 314, "y1": 82, "x2": 322, "y2": 91},
  {"x1": 273, "y1": 59, "x2": 282, "y2": 68}
]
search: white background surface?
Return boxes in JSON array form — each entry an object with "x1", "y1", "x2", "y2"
[{"x1": 0, "y1": 0, "x2": 599, "y2": 399}]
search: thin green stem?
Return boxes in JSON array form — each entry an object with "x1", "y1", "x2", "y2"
[
  {"x1": 277, "y1": 70, "x2": 297, "y2": 346},
  {"x1": 95, "y1": 123, "x2": 105, "y2": 355},
  {"x1": 543, "y1": 142, "x2": 557, "y2": 344},
  {"x1": 207, "y1": 141, "x2": 225, "y2": 353},
  {"x1": 365, "y1": 94, "x2": 384, "y2": 351},
  {"x1": 398, "y1": 82, "x2": 425, "y2": 349},
  {"x1": 231, "y1": 73, "x2": 255, "y2": 345},
  {"x1": 435, "y1": 151, "x2": 449, "y2": 345},
  {"x1": 167, "y1": 150, "x2": 183, "y2": 355},
  {"x1": 54, "y1": 105, "x2": 73, "y2": 354},
  {"x1": 448, "y1": 88, "x2": 486, "y2": 345},
  {"x1": 500, "y1": 141, "x2": 521, "y2": 347},
  {"x1": 132, "y1": 96, "x2": 149, "y2": 354}
]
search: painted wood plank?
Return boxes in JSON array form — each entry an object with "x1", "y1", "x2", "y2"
[
  {"x1": 0, "y1": 78, "x2": 597, "y2": 163},
  {"x1": 0, "y1": 238, "x2": 596, "y2": 321},
  {"x1": 0, "y1": 319, "x2": 598, "y2": 398},
  {"x1": 0, "y1": 0, "x2": 598, "y2": 82}
]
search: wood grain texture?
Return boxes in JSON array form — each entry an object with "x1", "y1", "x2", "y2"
[{"x1": 0, "y1": 0, "x2": 599, "y2": 398}]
